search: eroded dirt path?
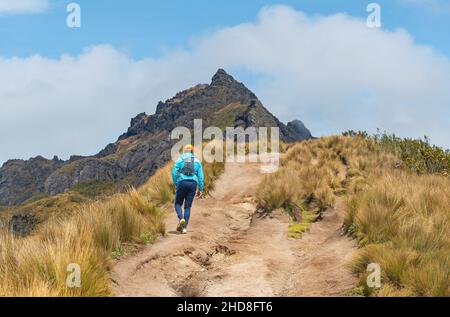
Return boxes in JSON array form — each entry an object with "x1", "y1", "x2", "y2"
[{"x1": 111, "y1": 160, "x2": 357, "y2": 297}]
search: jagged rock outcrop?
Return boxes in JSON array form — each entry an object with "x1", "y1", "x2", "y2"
[
  {"x1": 0, "y1": 69, "x2": 313, "y2": 206},
  {"x1": 287, "y1": 120, "x2": 313, "y2": 140},
  {"x1": 119, "y1": 69, "x2": 306, "y2": 141},
  {"x1": 44, "y1": 158, "x2": 126, "y2": 195},
  {"x1": 0, "y1": 156, "x2": 64, "y2": 206}
]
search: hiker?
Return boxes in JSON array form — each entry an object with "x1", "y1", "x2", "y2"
[{"x1": 172, "y1": 144, "x2": 204, "y2": 234}]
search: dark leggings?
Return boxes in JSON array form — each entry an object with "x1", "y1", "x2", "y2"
[{"x1": 175, "y1": 180, "x2": 197, "y2": 227}]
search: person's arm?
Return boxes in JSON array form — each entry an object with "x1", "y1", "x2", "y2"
[
  {"x1": 197, "y1": 161, "x2": 204, "y2": 192},
  {"x1": 172, "y1": 159, "x2": 181, "y2": 187}
]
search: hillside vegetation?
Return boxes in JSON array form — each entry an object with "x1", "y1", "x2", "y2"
[
  {"x1": 0, "y1": 160, "x2": 224, "y2": 296},
  {"x1": 1, "y1": 131, "x2": 448, "y2": 297},
  {"x1": 0, "y1": 176, "x2": 138, "y2": 237},
  {"x1": 257, "y1": 134, "x2": 449, "y2": 296}
]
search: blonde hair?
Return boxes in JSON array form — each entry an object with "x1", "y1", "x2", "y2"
[{"x1": 184, "y1": 144, "x2": 194, "y2": 153}]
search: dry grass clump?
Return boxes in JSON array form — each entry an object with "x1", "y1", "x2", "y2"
[
  {"x1": 256, "y1": 135, "x2": 381, "y2": 219},
  {"x1": 346, "y1": 170, "x2": 450, "y2": 297},
  {"x1": 257, "y1": 134, "x2": 449, "y2": 297},
  {"x1": 140, "y1": 165, "x2": 175, "y2": 206},
  {"x1": 0, "y1": 186, "x2": 165, "y2": 296}
]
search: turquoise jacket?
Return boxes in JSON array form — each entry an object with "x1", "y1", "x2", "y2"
[{"x1": 172, "y1": 153, "x2": 204, "y2": 192}]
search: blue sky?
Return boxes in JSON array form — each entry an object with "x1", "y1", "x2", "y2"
[
  {"x1": 2, "y1": 0, "x2": 450, "y2": 59},
  {"x1": 0, "y1": 0, "x2": 449, "y2": 164}
]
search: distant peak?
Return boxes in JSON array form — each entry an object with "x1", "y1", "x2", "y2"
[
  {"x1": 211, "y1": 68, "x2": 237, "y2": 86},
  {"x1": 215, "y1": 68, "x2": 228, "y2": 76}
]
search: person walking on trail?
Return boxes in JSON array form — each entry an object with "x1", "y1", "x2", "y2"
[{"x1": 172, "y1": 144, "x2": 204, "y2": 234}]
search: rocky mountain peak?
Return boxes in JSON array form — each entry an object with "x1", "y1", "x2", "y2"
[
  {"x1": 0, "y1": 69, "x2": 313, "y2": 206},
  {"x1": 211, "y1": 68, "x2": 236, "y2": 86},
  {"x1": 209, "y1": 68, "x2": 258, "y2": 102}
]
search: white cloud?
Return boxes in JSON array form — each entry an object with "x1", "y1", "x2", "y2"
[
  {"x1": 0, "y1": 0, "x2": 48, "y2": 15},
  {"x1": 1, "y1": 5, "x2": 449, "y2": 164}
]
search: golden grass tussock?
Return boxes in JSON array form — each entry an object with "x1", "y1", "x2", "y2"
[
  {"x1": 257, "y1": 134, "x2": 449, "y2": 296},
  {"x1": 346, "y1": 170, "x2": 450, "y2": 297},
  {"x1": 256, "y1": 135, "x2": 372, "y2": 217},
  {"x1": 0, "y1": 186, "x2": 165, "y2": 296},
  {"x1": 139, "y1": 164, "x2": 176, "y2": 206}
]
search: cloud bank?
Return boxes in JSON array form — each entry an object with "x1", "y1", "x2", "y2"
[
  {"x1": 1, "y1": 5, "x2": 449, "y2": 164},
  {"x1": 0, "y1": 0, "x2": 48, "y2": 15}
]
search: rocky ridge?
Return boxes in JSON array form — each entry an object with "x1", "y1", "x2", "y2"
[{"x1": 0, "y1": 69, "x2": 312, "y2": 206}]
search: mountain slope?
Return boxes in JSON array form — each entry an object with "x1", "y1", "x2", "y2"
[{"x1": 0, "y1": 69, "x2": 312, "y2": 206}]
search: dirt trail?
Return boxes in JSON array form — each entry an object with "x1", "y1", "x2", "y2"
[{"x1": 111, "y1": 159, "x2": 357, "y2": 297}]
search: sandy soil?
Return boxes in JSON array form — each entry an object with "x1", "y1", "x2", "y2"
[{"x1": 111, "y1": 159, "x2": 357, "y2": 297}]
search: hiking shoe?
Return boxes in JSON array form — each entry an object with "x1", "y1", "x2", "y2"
[
  {"x1": 182, "y1": 228, "x2": 188, "y2": 234},
  {"x1": 177, "y1": 219, "x2": 186, "y2": 232}
]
